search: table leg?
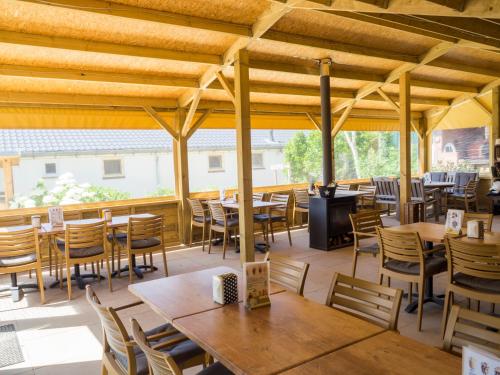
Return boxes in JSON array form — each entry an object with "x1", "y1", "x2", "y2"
[
  {"x1": 50, "y1": 263, "x2": 105, "y2": 290},
  {"x1": 112, "y1": 254, "x2": 157, "y2": 279},
  {"x1": 0, "y1": 273, "x2": 43, "y2": 302}
]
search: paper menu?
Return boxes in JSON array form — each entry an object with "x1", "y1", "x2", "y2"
[
  {"x1": 48, "y1": 206, "x2": 64, "y2": 227},
  {"x1": 462, "y1": 345, "x2": 499, "y2": 375},
  {"x1": 445, "y1": 209, "x2": 464, "y2": 235},
  {"x1": 243, "y1": 261, "x2": 271, "y2": 310}
]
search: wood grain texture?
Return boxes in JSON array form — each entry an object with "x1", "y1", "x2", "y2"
[
  {"x1": 173, "y1": 291, "x2": 385, "y2": 375},
  {"x1": 128, "y1": 266, "x2": 286, "y2": 322},
  {"x1": 282, "y1": 331, "x2": 461, "y2": 374}
]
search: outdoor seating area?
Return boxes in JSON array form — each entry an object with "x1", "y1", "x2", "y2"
[{"x1": 1, "y1": 0, "x2": 500, "y2": 374}]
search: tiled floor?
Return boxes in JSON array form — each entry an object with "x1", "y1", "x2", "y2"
[{"x1": 1, "y1": 216, "x2": 498, "y2": 374}]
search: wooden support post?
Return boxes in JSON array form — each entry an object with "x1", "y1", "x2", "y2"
[
  {"x1": 320, "y1": 58, "x2": 333, "y2": 185},
  {"x1": 490, "y1": 86, "x2": 499, "y2": 169},
  {"x1": 399, "y1": 72, "x2": 412, "y2": 223},
  {"x1": 234, "y1": 49, "x2": 255, "y2": 263},
  {"x1": 418, "y1": 117, "x2": 428, "y2": 175},
  {"x1": 172, "y1": 109, "x2": 190, "y2": 244},
  {"x1": 0, "y1": 156, "x2": 19, "y2": 207}
]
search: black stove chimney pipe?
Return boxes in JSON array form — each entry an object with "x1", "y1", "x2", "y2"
[{"x1": 320, "y1": 58, "x2": 333, "y2": 186}]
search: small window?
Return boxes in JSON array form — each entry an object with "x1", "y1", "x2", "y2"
[
  {"x1": 252, "y1": 153, "x2": 264, "y2": 169},
  {"x1": 444, "y1": 143, "x2": 456, "y2": 153},
  {"x1": 44, "y1": 162, "x2": 57, "y2": 176},
  {"x1": 208, "y1": 155, "x2": 223, "y2": 172},
  {"x1": 103, "y1": 159, "x2": 123, "y2": 178}
]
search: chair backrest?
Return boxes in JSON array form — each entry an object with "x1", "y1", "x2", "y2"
[
  {"x1": 208, "y1": 201, "x2": 226, "y2": 224},
  {"x1": 453, "y1": 172, "x2": 478, "y2": 193},
  {"x1": 430, "y1": 172, "x2": 447, "y2": 182},
  {"x1": 86, "y1": 285, "x2": 136, "y2": 375},
  {"x1": 131, "y1": 319, "x2": 181, "y2": 375},
  {"x1": 0, "y1": 216, "x2": 26, "y2": 227},
  {"x1": 349, "y1": 210, "x2": 383, "y2": 237},
  {"x1": 264, "y1": 253, "x2": 309, "y2": 296},
  {"x1": 444, "y1": 236, "x2": 500, "y2": 284},
  {"x1": 252, "y1": 192, "x2": 264, "y2": 201},
  {"x1": 187, "y1": 199, "x2": 205, "y2": 218},
  {"x1": 377, "y1": 227, "x2": 424, "y2": 266},
  {"x1": 0, "y1": 227, "x2": 39, "y2": 265},
  {"x1": 128, "y1": 215, "x2": 163, "y2": 244},
  {"x1": 336, "y1": 184, "x2": 351, "y2": 191},
  {"x1": 463, "y1": 212, "x2": 493, "y2": 232},
  {"x1": 443, "y1": 305, "x2": 500, "y2": 356},
  {"x1": 326, "y1": 272, "x2": 403, "y2": 330},
  {"x1": 64, "y1": 220, "x2": 107, "y2": 252},
  {"x1": 410, "y1": 178, "x2": 425, "y2": 200},
  {"x1": 372, "y1": 178, "x2": 399, "y2": 200},
  {"x1": 293, "y1": 189, "x2": 309, "y2": 205},
  {"x1": 270, "y1": 193, "x2": 290, "y2": 215},
  {"x1": 465, "y1": 179, "x2": 479, "y2": 196},
  {"x1": 357, "y1": 185, "x2": 376, "y2": 196}
]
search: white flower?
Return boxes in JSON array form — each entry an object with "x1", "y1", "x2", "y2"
[{"x1": 42, "y1": 195, "x2": 56, "y2": 204}]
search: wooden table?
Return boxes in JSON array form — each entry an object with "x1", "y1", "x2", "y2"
[
  {"x1": 173, "y1": 291, "x2": 386, "y2": 375},
  {"x1": 128, "y1": 266, "x2": 286, "y2": 322},
  {"x1": 219, "y1": 200, "x2": 283, "y2": 210},
  {"x1": 281, "y1": 331, "x2": 461, "y2": 375}
]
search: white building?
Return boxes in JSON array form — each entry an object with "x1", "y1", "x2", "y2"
[{"x1": 0, "y1": 129, "x2": 296, "y2": 205}]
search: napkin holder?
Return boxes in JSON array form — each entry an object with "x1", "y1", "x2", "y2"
[
  {"x1": 467, "y1": 220, "x2": 484, "y2": 239},
  {"x1": 212, "y1": 273, "x2": 238, "y2": 305}
]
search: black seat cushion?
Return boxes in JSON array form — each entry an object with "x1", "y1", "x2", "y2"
[
  {"x1": 296, "y1": 203, "x2": 309, "y2": 209},
  {"x1": 253, "y1": 213, "x2": 270, "y2": 222},
  {"x1": 107, "y1": 232, "x2": 128, "y2": 242},
  {"x1": 357, "y1": 242, "x2": 379, "y2": 254},
  {"x1": 57, "y1": 240, "x2": 104, "y2": 259},
  {"x1": 116, "y1": 323, "x2": 204, "y2": 375},
  {"x1": 270, "y1": 215, "x2": 286, "y2": 222},
  {"x1": 384, "y1": 256, "x2": 447, "y2": 276},
  {"x1": 116, "y1": 237, "x2": 161, "y2": 249},
  {"x1": 454, "y1": 273, "x2": 500, "y2": 294},
  {"x1": 449, "y1": 192, "x2": 475, "y2": 198},
  {"x1": 0, "y1": 253, "x2": 36, "y2": 267},
  {"x1": 215, "y1": 218, "x2": 239, "y2": 227},
  {"x1": 198, "y1": 362, "x2": 234, "y2": 375},
  {"x1": 193, "y1": 216, "x2": 211, "y2": 224}
]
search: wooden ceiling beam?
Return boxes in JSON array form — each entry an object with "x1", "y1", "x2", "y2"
[
  {"x1": 215, "y1": 71, "x2": 236, "y2": 105},
  {"x1": 426, "y1": 0, "x2": 466, "y2": 12},
  {"x1": 419, "y1": 16, "x2": 500, "y2": 42},
  {"x1": 143, "y1": 106, "x2": 178, "y2": 139}
]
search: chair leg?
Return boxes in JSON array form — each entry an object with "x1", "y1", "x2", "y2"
[
  {"x1": 408, "y1": 282, "x2": 413, "y2": 305},
  {"x1": 96, "y1": 260, "x2": 101, "y2": 283},
  {"x1": 101, "y1": 364, "x2": 108, "y2": 375},
  {"x1": 417, "y1": 279, "x2": 425, "y2": 332},
  {"x1": 162, "y1": 249, "x2": 168, "y2": 277},
  {"x1": 440, "y1": 289, "x2": 451, "y2": 338},
  {"x1": 128, "y1": 254, "x2": 133, "y2": 284},
  {"x1": 36, "y1": 266, "x2": 45, "y2": 304},
  {"x1": 105, "y1": 257, "x2": 112, "y2": 293},
  {"x1": 261, "y1": 223, "x2": 269, "y2": 251},
  {"x1": 189, "y1": 222, "x2": 193, "y2": 247},
  {"x1": 293, "y1": 208, "x2": 297, "y2": 227},
  {"x1": 286, "y1": 221, "x2": 292, "y2": 246},
  {"x1": 222, "y1": 230, "x2": 227, "y2": 260},
  {"x1": 117, "y1": 245, "x2": 121, "y2": 278},
  {"x1": 270, "y1": 221, "x2": 275, "y2": 243},
  {"x1": 149, "y1": 252, "x2": 153, "y2": 272},
  {"x1": 201, "y1": 223, "x2": 206, "y2": 252},
  {"x1": 66, "y1": 262, "x2": 72, "y2": 300},
  {"x1": 143, "y1": 253, "x2": 147, "y2": 266},
  {"x1": 48, "y1": 241, "x2": 52, "y2": 277},
  {"x1": 351, "y1": 251, "x2": 358, "y2": 278},
  {"x1": 208, "y1": 227, "x2": 213, "y2": 254},
  {"x1": 387, "y1": 276, "x2": 391, "y2": 288}
]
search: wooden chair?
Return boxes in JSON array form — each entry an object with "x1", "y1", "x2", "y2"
[
  {"x1": 336, "y1": 184, "x2": 351, "y2": 191},
  {"x1": 292, "y1": 188, "x2": 309, "y2": 228},
  {"x1": 326, "y1": 272, "x2": 403, "y2": 330},
  {"x1": 349, "y1": 210, "x2": 383, "y2": 277},
  {"x1": 252, "y1": 193, "x2": 270, "y2": 250},
  {"x1": 115, "y1": 215, "x2": 167, "y2": 283},
  {"x1": 264, "y1": 193, "x2": 292, "y2": 246},
  {"x1": 0, "y1": 216, "x2": 26, "y2": 227},
  {"x1": 100, "y1": 207, "x2": 132, "y2": 275},
  {"x1": 371, "y1": 177, "x2": 400, "y2": 217},
  {"x1": 252, "y1": 192, "x2": 265, "y2": 201},
  {"x1": 411, "y1": 178, "x2": 440, "y2": 222},
  {"x1": 187, "y1": 199, "x2": 210, "y2": 252},
  {"x1": 86, "y1": 285, "x2": 206, "y2": 375},
  {"x1": 357, "y1": 185, "x2": 377, "y2": 210},
  {"x1": 56, "y1": 220, "x2": 112, "y2": 300},
  {"x1": 430, "y1": 172, "x2": 447, "y2": 182},
  {"x1": 52, "y1": 211, "x2": 83, "y2": 278},
  {"x1": 440, "y1": 236, "x2": 500, "y2": 337},
  {"x1": 448, "y1": 176, "x2": 479, "y2": 212},
  {"x1": 0, "y1": 227, "x2": 45, "y2": 304},
  {"x1": 264, "y1": 253, "x2": 309, "y2": 296},
  {"x1": 376, "y1": 227, "x2": 447, "y2": 331},
  {"x1": 131, "y1": 319, "x2": 232, "y2": 375},
  {"x1": 443, "y1": 305, "x2": 500, "y2": 356},
  {"x1": 463, "y1": 212, "x2": 493, "y2": 232},
  {"x1": 207, "y1": 202, "x2": 238, "y2": 259}
]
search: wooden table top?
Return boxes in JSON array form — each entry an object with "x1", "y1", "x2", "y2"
[
  {"x1": 173, "y1": 291, "x2": 385, "y2": 375},
  {"x1": 41, "y1": 213, "x2": 153, "y2": 235},
  {"x1": 0, "y1": 224, "x2": 36, "y2": 233},
  {"x1": 128, "y1": 266, "x2": 286, "y2": 322},
  {"x1": 281, "y1": 331, "x2": 461, "y2": 375},
  {"x1": 389, "y1": 222, "x2": 500, "y2": 245},
  {"x1": 220, "y1": 200, "x2": 284, "y2": 210}
]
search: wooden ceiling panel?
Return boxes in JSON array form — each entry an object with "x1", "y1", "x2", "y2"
[
  {"x1": 412, "y1": 66, "x2": 493, "y2": 87},
  {"x1": 272, "y1": 8, "x2": 437, "y2": 56},
  {"x1": 0, "y1": 0, "x2": 236, "y2": 55}
]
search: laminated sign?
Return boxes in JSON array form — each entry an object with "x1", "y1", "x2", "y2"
[
  {"x1": 243, "y1": 261, "x2": 271, "y2": 310},
  {"x1": 462, "y1": 345, "x2": 499, "y2": 375},
  {"x1": 212, "y1": 273, "x2": 238, "y2": 305},
  {"x1": 445, "y1": 209, "x2": 464, "y2": 236},
  {"x1": 48, "y1": 206, "x2": 64, "y2": 228}
]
